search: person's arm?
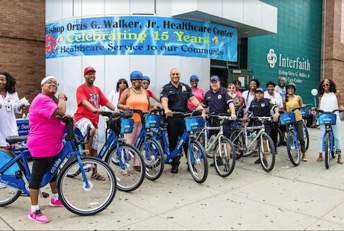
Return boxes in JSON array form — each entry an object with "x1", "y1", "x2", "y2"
[
  {"x1": 105, "y1": 101, "x2": 116, "y2": 111},
  {"x1": 298, "y1": 96, "x2": 304, "y2": 108},
  {"x1": 117, "y1": 89, "x2": 131, "y2": 110},
  {"x1": 161, "y1": 97, "x2": 172, "y2": 117},
  {"x1": 53, "y1": 93, "x2": 67, "y2": 116},
  {"x1": 189, "y1": 96, "x2": 203, "y2": 110},
  {"x1": 151, "y1": 92, "x2": 161, "y2": 103},
  {"x1": 336, "y1": 92, "x2": 342, "y2": 109},
  {"x1": 228, "y1": 102, "x2": 237, "y2": 120}
]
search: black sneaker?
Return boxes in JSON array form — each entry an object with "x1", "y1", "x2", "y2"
[
  {"x1": 170, "y1": 165, "x2": 178, "y2": 174},
  {"x1": 210, "y1": 157, "x2": 223, "y2": 167},
  {"x1": 254, "y1": 158, "x2": 261, "y2": 164}
]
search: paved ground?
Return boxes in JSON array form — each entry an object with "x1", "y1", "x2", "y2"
[{"x1": 1, "y1": 123, "x2": 344, "y2": 230}]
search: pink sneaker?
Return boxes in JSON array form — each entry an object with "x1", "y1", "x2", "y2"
[
  {"x1": 28, "y1": 209, "x2": 49, "y2": 224},
  {"x1": 49, "y1": 198, "x2": 64, "y2": 207}
]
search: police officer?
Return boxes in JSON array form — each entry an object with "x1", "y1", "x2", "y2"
[
  {"x1": 201, "y1": 75, "x2": 237, "y2": 166},
  {"x1": 243, "y1": 87, "x2": 279, "y2": 163},
  {"x1": 160, "y1": 68, "x2": 203, "y2": 174}
]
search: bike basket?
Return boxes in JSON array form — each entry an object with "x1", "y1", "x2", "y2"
[
  {"x1": 279, "y1": 112, "x2": 296, "y2": 125},
  {"x1": 300, "y1": 108, "x2": 310, "y2": 118},
  {"x1": 120, "y1": 118, "x2": 134, "y2": 134},
  {"x1": 144, "y1": 114, "x2": 161, "y2": 129},
  {"x1": 318, "y1": 113, "x2": 336, "y2": 125},
  {"x1": 185, "y1": 116, "x2": 204, "y2": 132}
]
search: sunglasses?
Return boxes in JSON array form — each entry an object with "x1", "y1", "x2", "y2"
[{"x1": 322, "y1": 83, "x2": 329, "y2": 87}]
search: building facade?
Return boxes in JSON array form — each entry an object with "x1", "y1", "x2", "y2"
[{"x1": 1, "y1": 0, "x2": 343, "y2": 142}]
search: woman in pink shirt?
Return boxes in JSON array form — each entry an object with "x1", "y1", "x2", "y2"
[
  {"x1": 187, "y1": 75, "x2": 204, "y2": 111},
  {"x1": 27, "y1": 76, "x2": 68, "y2": 224}
]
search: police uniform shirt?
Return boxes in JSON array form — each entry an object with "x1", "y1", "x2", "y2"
[
  {"x1": 248, "y1": 98, "x2": 276, "y2": 117},
  {"x1": 203, "y1": 86, "x2": 233, "y2": 114},
  {"x1": 160, "y1": 82, "x2": 193, "y2": 112}
]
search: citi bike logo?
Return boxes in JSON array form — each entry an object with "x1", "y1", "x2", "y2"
[{"x1": 266, "y1": 48, "x2": 277, "y2": 68}]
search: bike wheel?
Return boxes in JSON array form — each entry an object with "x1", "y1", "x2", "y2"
[
  {"x1": 57, "y1": 156, "x2": 116, "y2": 216},
  {"x1": 187, "y1": 140, "x2": 208, "y2": 183},
  {"x1": 303, "y1": 123, "x2": 309, "y2": 151},
  {"x1": 139, "y1": 138, "x2": 164, "y2": 181},
  {"x1": 286, "y1": 132, "x2": 301, "y2": 166},
  {"x1": 214, "y1": 137, "x2": 236, "y2": 177},
  {"x1": 105, "y1": 144, "x2": 145, "y2": 192},
  {"x1": 259, "y1": 133, "x2": 275, "y2": 172},
  {"x1": 229, "y1": 129, "x2": 244, "y2": 159},
  {"x1": 0, "y1": 184, "x2": 21, "y2": 206},
  {"x1": 325, "y1": 133, "x2": 330, "y2": 169}
]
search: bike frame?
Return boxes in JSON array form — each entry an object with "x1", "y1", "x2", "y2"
[
  {"x1": 0, "y1": 129, "x2": 87, "y2": 195},
  {"x1": 322, "y1": 124, "x2": 335, "y2": 152},
  {"x1": 286, "y1": 123, "x2": 300, "y2": 150}
]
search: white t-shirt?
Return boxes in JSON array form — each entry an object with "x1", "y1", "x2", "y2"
[
  {"x1": 264, "y1": 91, "x2": 283, "y2": 115},
  {"x1": 0, "y1": 92, "x2": 21, "y2": 146},
  {"x1": 242, "y1": 90, "x2": 255, "y2": 114},
  {"x1": 274, "y1": 85, "x2": 286, "y2": 99}
]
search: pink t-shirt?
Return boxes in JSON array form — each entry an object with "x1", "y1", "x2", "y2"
[
  {"x1": 188, "y1": 87, "x2": 204, "y2": 111},
  {"x1": 27, "y1": 93, "x2": 65, "y2": 157}
]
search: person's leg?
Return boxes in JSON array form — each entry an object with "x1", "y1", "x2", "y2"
[
  {"x1": 28, "y1": 156, "x2": 54, "y2": 223},
  {"x1": 295, "y1": 121, "x2": 307, "y2": 161},
  {"x1": 332, "y1": 121, "x2": 343, "y2": 164},
  {"x1": 125, "y1": 122, "x2": 142, "y2": 167},
  {"x1": 167, "y1": 117, "x2": 182, "y2": 173},
  {"x1": 317, "y1": 125, "x2": 324, "y2": 161}
]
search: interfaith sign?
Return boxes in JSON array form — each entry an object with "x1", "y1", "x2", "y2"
[{"x1": 45, "y1": 16, "x2": 237, "y2": 61}]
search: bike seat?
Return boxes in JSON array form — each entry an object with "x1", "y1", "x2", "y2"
[{"x1": 6, "y1": 136, "x2": 27, "y2": 145}]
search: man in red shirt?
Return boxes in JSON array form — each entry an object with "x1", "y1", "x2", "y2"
[{"x1": 74, "y1": 66, "x2": 115, "y2": 180}]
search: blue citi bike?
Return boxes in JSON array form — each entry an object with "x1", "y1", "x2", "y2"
[
  {"x1": 279, "y1": 107, "x2": 306, "y2": 166},
  {"x1": 0, "y1": 116, "x2": 116, "y2": 216},
  {"x1": 69, "y1": 110, "x2": 145, "y2": 192},
  {"x1": 316, "y1": 109, "x2": 344, "y2": 169},
  {"x1": 152, "y1": 110, "x2": 208, "y2": 183},
  {"x1": 131, "y1": 109, "x2": 164, "y2": 181}
]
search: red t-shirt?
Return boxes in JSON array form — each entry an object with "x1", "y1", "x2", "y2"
[{"x1": 74, "y1": 84, "x2": 109, "y2": 128}]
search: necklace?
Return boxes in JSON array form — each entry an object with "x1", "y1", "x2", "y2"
[
  {"x1": 85, "y1": 84, "x2": 94, "y2": 94},
  {"x1": 132, "y1": 87, "x2": 142, "y2": 94}
]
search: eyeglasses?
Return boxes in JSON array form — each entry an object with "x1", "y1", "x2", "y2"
[
  {"x1": 142, "y1": 82, "x2": 150, "y2": 85},
  {"x1": 45, "y1": 80, "x2": 59, "y2": 86},
  {"x1": 191, "y1": 80, "x2": 198, "y2": 83},
  {"x1": 322, "y1": 83, "x2": 329, "y2": 87},
  {"x1": 86, "y1": 73, "x2": 96, "y2": 76},
  {"x1": 227, "y1": 87, "x2": 235, "y2": 90}
]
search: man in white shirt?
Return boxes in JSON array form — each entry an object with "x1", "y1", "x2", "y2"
[{"x1": 274, "y1": 77, "x2": 286, "y2": 100}]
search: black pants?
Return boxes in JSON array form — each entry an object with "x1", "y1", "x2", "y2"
[
  {"x1": 166, "y1": 116, "x2": 188, "y2": 166},
  {"x1": 209, "y1": 118, "x2": 232, "y2": 139},
  {"x1": 270, "y1": 121, "x2": 279, "y2": 151},
  {"x1": 29, "y1": 155, "x2": 58, "y2": 189}
]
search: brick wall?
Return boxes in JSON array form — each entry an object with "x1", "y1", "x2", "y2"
[
  {"x1": 322, "y1": 0, "x2": 344, "y2": 103},
  {"x1": 0, "y1": 0, "x2": 45, "y2": 115}
]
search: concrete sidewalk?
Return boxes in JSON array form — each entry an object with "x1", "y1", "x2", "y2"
[{"x1": 1, "y1": 123, "x2": 344, "y2": 230}]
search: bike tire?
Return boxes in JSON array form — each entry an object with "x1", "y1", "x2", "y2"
[
  {"x1": 57, "y1": 156, "x2": 116, "y2": 216},
  {"x1": 105, "y1": 144, "x2": 145, "y2": 192},
  {"x1": 286, "y1": 132, "x2": 301, "y2": 166},
  {"x1": 0, "y1": 185, "x2": 21, "y2": 207},
  {"x1": 138, "y1": 137, "x2": 165, "y2": 181},
  {"x1": 0, "y1": 150, "x2": 24, "y2": 206},
  {"x1": 325, "y1": 133, "x2": 330, "y2": 169},
  {"x1": 187, "y1": 140, "x2": 208, "y2": 183},
  {"x1": 214, "y1": 137, "x2": 236, "y2": 177},
  {"x1": 303, "y1": 123, "x2": 309, "y2": 151},
  {"x1": 259, "y1": 133, "x2": 275, "y2": 172}
]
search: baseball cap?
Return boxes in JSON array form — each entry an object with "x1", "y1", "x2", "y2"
[
  {"x1": 41, "y1": 76, "x2": 57, "y2": 85},
  {"x1": 255, "y1": 88, "x2": 264, "y2": 93},
  {"x1": 210, "y1": 75, "x2": 220, "y2": 82},
  {"x1": 84, "y1": 66, "x2": 96, "y2": 75}
]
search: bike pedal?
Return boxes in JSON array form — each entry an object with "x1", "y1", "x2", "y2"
[
  {"x1": 80, "y1": 149, "x2": 89, "y2": 154},
  {"x1": 41, "y1": 192, "x2": 50, "y2": 198}
]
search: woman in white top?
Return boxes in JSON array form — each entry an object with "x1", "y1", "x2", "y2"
[
  {"x1": 316, "y1": 79, "x2": 343, "y2": 164},
  {"x1": 0, "y1": 72, "x2": 23, "y2": 147},
  {"x1": 107, "y1": 78, "x2": 128, "y2": 111},
  {"x1": 242, "y1": 79, "x2": 260, "y2": 115}
]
